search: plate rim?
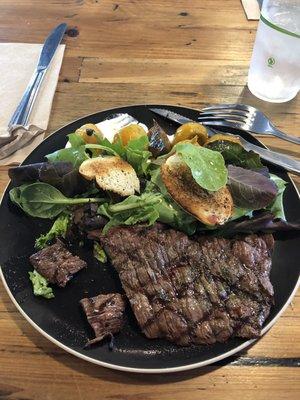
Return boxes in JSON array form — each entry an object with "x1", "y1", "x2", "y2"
[{"x1": 1, "y1": 103, "x2": 299, "y2": 374}]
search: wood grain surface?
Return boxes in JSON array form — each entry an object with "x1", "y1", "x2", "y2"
[{"x1": 0, "y1": 1, "x2": 299, "y2": 399}]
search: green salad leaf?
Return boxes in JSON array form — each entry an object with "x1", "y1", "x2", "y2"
[
  {"x1": 9, "y1": 184, "x2": 25, "y2": 208},
  {"x1": 125, "y1": 136, "x2": 152, "y2": 176},
  {"x1": 29, "y1": 270, "x2": 54, "y2": 299},
  {"x1": 148, "y1": 167, "x2": 197, "y2": 235},
  {"x1": 206, "y1": 140, "x2": 264, "y2": 169},
  {"x1": 174, "y1": 143, "x2": 227, "y2": 191},
  {"x1": 98, "y1": 137, "x2": 126, "y2": 158},
  {"x1": 98, "y1": 192, "x2": 161, "y2": 234},
  {"x1": 35, "y1": 212, "x2": 71, "y2": 249},
  {"x1": 80, "y1": 136, "x2": 151, "y2": 176},
  {"x1": 8, "y1": 161, "x2": 90, "y2": 198},
  {"x1": 230, "y1": 206, "x2": 253, "y2": 221},
  {"x1": 84, "y1": 142, "x2": 121, "y2": 157},
  {"x1": 149, "y1": 166, "x2": 168, "y2": 194},
  {"x1": 93, "y1": 242, "x2": 107, "y2": 263},
  {"x1": 221, "y1": 174, "x2": 286, "y2": 223},
  {"x1": 68, "y1": 133, "x2": 86, "y2": 148},
  {"x1": 46, "y1": 133, "x2": 89, "y2": 168},
  {"x1": 10, "y1": 182, "x2": 105, "y2": 219},
  {"x1": 155, "y1": 195, "x2": 197, "y2": 235},
  {"x1": 266, "y1": 174, "x2": 287, "y2": 219}
]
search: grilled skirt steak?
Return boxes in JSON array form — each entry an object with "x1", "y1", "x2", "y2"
[
  {"x1": 97, "y1": 224, "x2": 274, "y2": 346},
  {"x1": 80, "y1": 293, "x2": 126, "y2": 345},
  {"x1": 30, "y1": 239, "x2": 87, "y2": 287}
]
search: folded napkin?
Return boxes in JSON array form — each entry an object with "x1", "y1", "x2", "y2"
[
  {"x1": 0, "y1": 43, "x2": 65, "y2": 166},
  {"x1": 241, "y1": 0, "x2": 261, "y2": 20}
]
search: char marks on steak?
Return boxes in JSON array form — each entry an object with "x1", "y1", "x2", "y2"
[
  {"x1": 98, "y1": 224, "x2": 274, "y2": 346},
  {"x1": 30, "y1": 239, "x2": 87, "y2": 287},
  {"x1": 80, "y1": 293, "x2": 126, "y2": 346}
]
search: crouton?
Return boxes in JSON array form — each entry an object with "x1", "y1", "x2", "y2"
[
  {"x1": 161, "y1": 154, "x2": 233, "y2": 225},
  {"x1": 79, "y1": 156, "x2": 140, "y2": 196}
]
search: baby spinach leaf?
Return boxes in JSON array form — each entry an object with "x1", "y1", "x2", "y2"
[
  {"x1": 228, "y1": 165, "x2": 278, "y2": 210},
  {"x1": 174, "y1": 142, "x2": 227, "y2": 191},
  {"x1": 206, "y1": 140, "x2": 264, "y2": 169},
  {"x1": 9, "y1": 184, "x2": 30, "y2": 214},
  {"x1": 29, "y1": 270, "x2": 54, "y2": 299},
  {"x1": 9, "y1": 182, "x2": 105, "y2": 219}
]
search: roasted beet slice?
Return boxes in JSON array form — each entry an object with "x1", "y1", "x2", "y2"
[{"x1": 148, "y1": 120, "x2": 171, "y2": 157}]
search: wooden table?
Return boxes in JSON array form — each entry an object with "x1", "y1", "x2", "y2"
[{"x1": 0, "y1": 1, "x2": 299, "y2": 399}]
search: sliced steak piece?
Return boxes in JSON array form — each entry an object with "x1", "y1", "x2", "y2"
[
  {"x1": 80, "y1": 293, "x2": 126, "y2": 346},
  {"x1": 30, "y1": 239, "x2": 87, "y2": 287},
  {"x1": 98, "y1": 224, "x2": 274, "y2": 346}
]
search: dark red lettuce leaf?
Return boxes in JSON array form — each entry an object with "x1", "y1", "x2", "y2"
[
  {"x1": 8, "y1": 162, "x2": 90, "y2": 197},
  {"x1": 216, "y1": 211, "x2": 300, "y2": 239},
  {"x1": 225, "y1": 211, "x2": 300, "y2": 232},
  {"x1": 228, "y1": 165, "x2": 278, "y2": 209},
  {"x1": 253, "y1": 166, "x2": 270, "y2": 177}
]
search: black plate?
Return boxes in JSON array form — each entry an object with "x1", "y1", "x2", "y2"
[{"x1": 1, "y1": 105, "x2": 299, "y2": 373}]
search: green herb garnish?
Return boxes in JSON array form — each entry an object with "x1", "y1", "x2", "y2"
[
  {"x1": 29, "y1": 270, "x2": 54, "y2": 299},
  {"x1": 35, "y1": 213, "x2": 71, "y2": 249},
  {"x1": 93, "y1": 242, "x2": 107, "y2": 263}
]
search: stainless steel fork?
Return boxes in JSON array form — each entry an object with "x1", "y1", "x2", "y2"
[{"x1": 198, "y1": 103, "x2": 300, "y2": 145}]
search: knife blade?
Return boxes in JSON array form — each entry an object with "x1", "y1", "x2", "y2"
[
  {"x1": 8, "y1": 23, "x2": 67, "y2": 128},
  {"x1": 149, "y1": 108, "x2": 194, "y2": 125},
  {"x1": 150, "y1": 107, "x2": 300, "y2": 175},
  {"x1": 36, "y1": 23, "x2": 67, "y2": 70}
]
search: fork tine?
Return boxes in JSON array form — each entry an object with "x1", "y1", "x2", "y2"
[
  {"x1": 201, "y1": 103, "x2": 252, "y2": 113},
  {"x1": 199, "y1": 110, "x2": 248, "y2": 117},
  {"x1": 200, "y1": 120, "x2": 244, "y2": 130},
  {"x1": 198, "y1": 115, "x2": 247, "y2": 123}
]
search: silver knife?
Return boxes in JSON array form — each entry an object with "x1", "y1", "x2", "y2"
[
  {"x1": 8, "y1": 23, "x2": 67, "y2": 128},
  {"x1": 150, "y1": 107, "x2": 300, "y2": 175}
]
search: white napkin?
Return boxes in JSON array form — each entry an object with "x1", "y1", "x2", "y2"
[
  {"x1": 0, "y1": 43, "x2": 65, "y2": 165},
  {"x1": 241, "y1": 0, "x2": 260, "y2": 20}
]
